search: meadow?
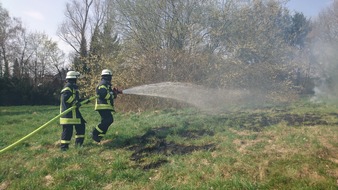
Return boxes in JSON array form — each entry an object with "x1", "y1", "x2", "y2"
[{"x1": 0, "y1": 100, "x2": 337, "y2": 190}]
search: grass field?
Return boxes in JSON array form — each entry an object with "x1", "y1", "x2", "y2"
[{"x1": 0, "y1": 100, "x2": 337, "y2": 189}]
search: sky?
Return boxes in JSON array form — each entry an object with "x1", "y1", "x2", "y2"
[
  {"x1": 286, "y1": 0, "x2": 333, "y2": 17},
  {"x1": 0, "y1": 0, "x2": 334, "y2": 55},
  {"x1": 1, "y1": 0, "x2": 72, "y2": 54}
]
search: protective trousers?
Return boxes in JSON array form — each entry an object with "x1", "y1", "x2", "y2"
[
  {"x1": 60, "y1": 122, "x2": 85, "y2": 150},
  {"x1": 92, "y1": 110, "x2": 113, "y2": 142}
]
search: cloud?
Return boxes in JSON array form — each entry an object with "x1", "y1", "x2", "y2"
[{"x1": 23, "y1": 11, "x2": 45, "y2": 21}]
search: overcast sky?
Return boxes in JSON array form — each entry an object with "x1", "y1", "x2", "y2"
[{"x1": 1, "y1": 0, "x2": 334, "y2": 55}]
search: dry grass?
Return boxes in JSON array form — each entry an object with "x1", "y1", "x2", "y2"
[{"x1": 0, "y1": 103, "x2": 338, "y2": 189}]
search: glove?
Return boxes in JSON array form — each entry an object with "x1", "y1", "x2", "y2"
[
  {"x1": 112, "y1": 88, "x2": 122, "y2": 98},
  {"x1": 113, "y1": 87, "x2": 122, "y2": 94},
  {"x1": 110, "y1": 90, "x2": 117, "y2": 99}
]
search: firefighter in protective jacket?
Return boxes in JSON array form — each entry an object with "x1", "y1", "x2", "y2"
[
  {"x1": 59, "y1": 71, "x2": 86, "y2": 151},
  {"x1": 92, "y1": 69, "x2": 118, "y2": 143}
]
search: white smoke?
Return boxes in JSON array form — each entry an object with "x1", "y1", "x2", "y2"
[{"x1": 310, "y1": 40, "x2": 338, "y2": 103}]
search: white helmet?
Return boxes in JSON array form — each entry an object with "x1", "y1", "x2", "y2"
[
  {"x1": 101, "y1": 69, "x2": 112, "y2": 76},
  {"x1": 66, "y1": 71, "x2": 80, "y2": 79}
]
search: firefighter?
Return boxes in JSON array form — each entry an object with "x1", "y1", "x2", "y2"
[
  {"x1": 92, "y1": 69, "x2": 119, "y2": 143},
  {"x1": 59, "y1": 71, "x2": 86, "y2": 151}
]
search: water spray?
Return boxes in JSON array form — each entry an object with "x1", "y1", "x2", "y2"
[{"x1": 122, "y1": 82, "x2": 252, "y2": 112}]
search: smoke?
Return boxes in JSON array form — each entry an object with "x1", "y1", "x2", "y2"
[
  {"x1": 123, "y1": 82, "x2": 272, "y2": 113},
  {"x1": 310, "y1": 40, "x2": 338, "y2": 103}
]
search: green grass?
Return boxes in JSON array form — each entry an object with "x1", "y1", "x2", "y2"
[{"x1": 0, "y1": 101, "x2": 338, "y2": 189}]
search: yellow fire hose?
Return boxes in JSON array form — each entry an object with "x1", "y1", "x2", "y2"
[{"x1": 0, "y1": 96, "x2": 98, "y2": 154}]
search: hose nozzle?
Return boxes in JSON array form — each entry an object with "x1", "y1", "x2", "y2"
[{"x1": 112, "y1": 88, "x2": 123, "y2": 98}]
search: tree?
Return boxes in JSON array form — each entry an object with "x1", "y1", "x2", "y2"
[
  {"x1": 15, "y1": 28, "x2": 31, "y2": 79},
  {"x1": 90, "y1": 22, "x2": 120, "y2": 59},
  {"x1": 284, "y1": 12, "x2": 311, "y2": 48},
  {"x1": 0, "y1": 4, "x2": 24, "y2": 78},
  {"x1": 58, "y1": 0, "x2": 122, "y2": 73},
  {"x1": 58, "y1": 0, "x2": 93, "y2": 56},
  {"x1": 56, "y1": 0, "x2": 319, "y2": 109},
  {"x1": 26, "y1": 32, "x2": 65, "y2": 86},
  {"x1": 117, "y1": 0, "x2": 317, "y2": 98},
  {"x1": 115, "y1": 0, "x2": 212, "y2": 84},
  {"x1": 12, "y1": 58, "x2": 20, "y2": 78},
  {"x1": 58, "y1": 0, "x2": 121, "y2": 96},
  {"x1": 58, "y1": 0, "x2": 94, "y2": 72},
  {"x1": 0, "y1": 3, "x2": 66, "y2": 105}
]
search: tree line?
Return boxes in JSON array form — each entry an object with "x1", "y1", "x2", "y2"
[
  {"x1": 0, "y1": 3, "x2": 65, "y2": 105},
  {"x1": 1, "y1": 0, "x2": 338, "y2": 109}
]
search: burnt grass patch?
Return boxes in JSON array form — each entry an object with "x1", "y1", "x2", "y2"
[
  {"x1": 130, "y1": 139, "x2": 215, "y2": 170},
  {"x1": 215, "y1": 112, "x2": 338, "y2": 132},
  {"x1": 105, "y1": 125, "x2": 216, "y2": 170},
  {"x1": 105, "y1": 111, "x2": 337, "y2": 170}
]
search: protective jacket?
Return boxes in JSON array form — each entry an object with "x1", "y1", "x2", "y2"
[
  {"x1": 95, "y1": 79, "x2": 115, "y2": 111},
  {"x1": 60, "y1": 82, "x2": 82, "y2": 124}
]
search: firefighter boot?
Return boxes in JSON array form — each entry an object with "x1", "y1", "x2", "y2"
[
  {"x1": 75, "y1": 137, "x2": 84, "y2": 147},
  {"x1": 60, "y1": 143, "x2": 69, "y2": 151},
  {"x1": 92, "y1": 128, "x2": 101, "y2": 143}
]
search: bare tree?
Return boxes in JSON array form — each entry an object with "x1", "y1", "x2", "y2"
[
  {"x1": 15, "y1": 29, "x2": 32, "y2": 78},
  {"x1": 58, "y1": 0, "x2": 93, "y2": 56},
  {"x1": 58, "y1": 0, "x2": 118, "y2": 73},
  {"x1": 24, "y1": 32, "x2": 65, "y2": 86},
  {"x1": 0, "y1": 5, "x2": 24, "y2": 78},
  {"x1": 114, "y1": 0, "x2": 213, "y2": 84}
]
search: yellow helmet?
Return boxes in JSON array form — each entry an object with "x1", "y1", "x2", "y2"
[
  {"x1": 66, "y1": 71, "x2": 80, "y2": 79},
  {"x1": 101, "y1": 69, "x2": 112, "y2": 76}
]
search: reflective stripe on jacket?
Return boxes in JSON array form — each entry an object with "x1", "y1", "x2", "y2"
[
  {"x1": 60, "y1": 82, "x2": 81, "y2": 124},
  {"x1": 95, "y1": 79, "x2": 114, "y2": 111}
]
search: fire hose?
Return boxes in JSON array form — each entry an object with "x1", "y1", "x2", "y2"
[{"x1": 0, "y1": 95, "x2": 98, "y2": 154}]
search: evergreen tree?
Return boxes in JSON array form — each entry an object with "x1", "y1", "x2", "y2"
[{"x1": 285, "y1": 12, "x2": 311, "y2": 48}]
